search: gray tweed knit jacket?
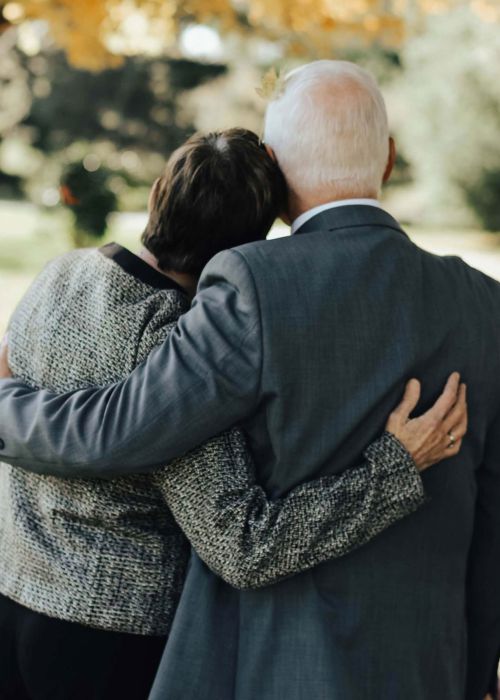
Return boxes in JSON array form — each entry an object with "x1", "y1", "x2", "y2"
[{"x1": 0, "y1": 243, "x2": 424, "y2": 636}]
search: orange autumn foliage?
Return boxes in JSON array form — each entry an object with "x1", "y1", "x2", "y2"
[{"x1": 3, "y1": 0, "x2": 500, "y2": 70}]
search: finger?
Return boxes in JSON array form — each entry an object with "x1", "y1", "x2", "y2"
[
  {"x1": 442, "y1": 384, "x2": 467, "y2": 435},
  {"x1": 438, "y1": 437, "x2": 462, "y2": 460},
  {"x1": 447, "y1": 438, "x2": 462, "y2": 456},
  {"x1": 449, "y1": 418, "x2": 468, "y2": 442},
  {"x1": 422, "y1": 372, "x2": 460, "y2": 424},
  {"x1": 0, "y1": 332, "x2": 8, "y2": 351},
  {"x1": 391, "y1": 378, "x2": 421, "y2": 420},
  {"x1": 445, "y1": 382, "x2": 466, "y2": 419},
  {"x1": 451, "y1": 387, "x2": 468, "y2": 438},
  {"x1": 447, "y1": 409, "x2": 468, "y2": 444}
]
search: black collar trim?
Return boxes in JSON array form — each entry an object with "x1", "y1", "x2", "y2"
[{"x1": 99, "y1": 243, "x2": 186, "y2": 294}]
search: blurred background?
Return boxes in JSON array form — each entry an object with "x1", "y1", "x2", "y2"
[{"x1": 1, "y1": 0, "x2": 500, "y2": 333}]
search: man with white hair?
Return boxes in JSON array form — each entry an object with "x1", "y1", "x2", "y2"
[
  {"x1": 265, "y1": 61, "x2": 393, "y2": 209},
  {"x1": 0, "y1": 61, "x2": 499, "y2": 699}
]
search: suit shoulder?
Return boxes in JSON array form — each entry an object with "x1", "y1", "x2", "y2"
[
  {"x1": 228, "y1": 236, "x2": 298, "y2": 273},
  {"x1": 421, "y1": 248, "x2": 500, "y2": 297}
]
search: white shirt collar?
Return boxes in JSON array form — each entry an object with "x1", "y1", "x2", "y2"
[{"x1": 291, "y1": 198, "x2": 382, "y2": 235}]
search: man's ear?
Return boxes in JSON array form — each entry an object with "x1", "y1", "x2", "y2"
[
  {"x1": 262, "y1": 143, "x2": 292, "y2": 224},
  {"x1": 264, "y1": 143, "x2": 277, "y2": 164},
  {"x1": 382, "y1": 137, "x2": 396, "y2": 185}
]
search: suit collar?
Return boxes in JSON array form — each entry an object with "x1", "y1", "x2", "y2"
[
  {"x1": 293, "y1": 204, "x2": 408, "y2": 238},
  {"x1": 291, "y1": 199, "x2": 382, "y2": 234}
]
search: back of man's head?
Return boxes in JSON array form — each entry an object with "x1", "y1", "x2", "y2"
[{"x1": 263, "y1": 60, "x2": 390, "y2": 202}]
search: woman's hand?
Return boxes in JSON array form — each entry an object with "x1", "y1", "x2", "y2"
[
  {"x1": 0, "y1": 335, "x2": 12, "y2": 380},
  {"x1": 386, "y1": 372, "x2": 467, "y2": 472}
]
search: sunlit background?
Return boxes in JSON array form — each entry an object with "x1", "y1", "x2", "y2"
[{"x1": 1, "y1": 0, "x2": 500, "y2": 333}]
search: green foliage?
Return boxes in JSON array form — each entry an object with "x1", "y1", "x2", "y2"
[
  {"x1": 60, "y1": 161, "x2": 117, "y2": 245},
  {"x1": 463, "y1": 169, "x2": 500, "y2": 232},
  {"x1": 0, "y1": 46, "x2": 227, "y2": 210},
  {"x1": 0, "y1": 172, "x2": 23, "y2": 199},
  {"x1": 22, "y1": 53, "x2": 226, "y2": 155},
  {"x1": 396, "y1": 9, "x2": 500, "y2": 229}
]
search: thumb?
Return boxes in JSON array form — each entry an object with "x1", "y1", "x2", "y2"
[{"x1": 393, "y1": 379, "x2": 421, "y2": 421}]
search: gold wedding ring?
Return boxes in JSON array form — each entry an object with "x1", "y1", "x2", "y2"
[{"x1": 447, "y1": 431, "x2": 456, "y2": 449}]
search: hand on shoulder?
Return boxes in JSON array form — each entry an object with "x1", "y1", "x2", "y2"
[{"x1": 386, "y1": 372, "x2": 467, "y2": 472}]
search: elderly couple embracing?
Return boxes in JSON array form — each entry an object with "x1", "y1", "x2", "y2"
[{"x1": 0, "y1": 59, "x2": 499, "y2": 700}]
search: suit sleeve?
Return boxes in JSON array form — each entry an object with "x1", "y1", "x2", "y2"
[
  {"x1": 0, "y1": 250, "x2": 262, "y2": 478},
  {"x1": 153, "y1": 429, "x2": 425, "y2": 589},
  {"x1": 466, "y1": 409, "x2": 500, "y2": 700}
]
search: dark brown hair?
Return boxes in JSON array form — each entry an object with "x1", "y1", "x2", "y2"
[{"x1": 141, "y1": 128, "x2": 287, "y2": 276}]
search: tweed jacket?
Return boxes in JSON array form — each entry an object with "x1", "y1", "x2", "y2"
[{"x1": 0, "y1": 242, "x2": 423, "y2": 636}]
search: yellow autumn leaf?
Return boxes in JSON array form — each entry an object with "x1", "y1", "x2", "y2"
[{"x1": 4, "y1": 0, "x2": 499, "y2": 70}]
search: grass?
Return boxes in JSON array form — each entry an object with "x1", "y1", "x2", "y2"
[{"x1": 1, "y1": 199, "x2": 500, "y2": 335}]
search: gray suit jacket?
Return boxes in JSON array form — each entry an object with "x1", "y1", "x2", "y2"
[{"x1": 1, "y1": 205, "x2": 500, "y2": 699}]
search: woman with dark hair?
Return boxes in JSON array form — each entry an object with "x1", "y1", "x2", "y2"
[{"x1": 0, "y1": 129, "x2": 465, "y2": 700}]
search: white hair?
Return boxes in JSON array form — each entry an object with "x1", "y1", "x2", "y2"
[{"x1": 263, "y1": 60, "x2": 390, "y2": 199}]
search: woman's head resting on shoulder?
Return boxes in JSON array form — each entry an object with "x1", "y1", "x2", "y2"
[{"x1": 141, "y1": 128, "x2": 287, "y2": 279}]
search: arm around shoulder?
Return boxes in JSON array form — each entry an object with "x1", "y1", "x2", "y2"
[
  {"x1": 0, "y1": 249, "x2": 263, "y2": 478},
  {"x1": 155, "y1": 429, "x2": 425, "y2": 590}
]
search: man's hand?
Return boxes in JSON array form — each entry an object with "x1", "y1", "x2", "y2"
[
  {"x1": 0, "y1": 335, "x2": 12, "y2": 379},
  {"x1": 386, "y1": 372, "x2": 467, "y2": 472}
]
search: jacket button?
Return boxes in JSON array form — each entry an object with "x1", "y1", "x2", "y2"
[{"x1": 0, "y1": 439, "x2": 4, "y2": 450}]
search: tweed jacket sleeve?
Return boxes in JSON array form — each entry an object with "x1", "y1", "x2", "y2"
[
  {"x1": 154, "y1": 428, "x2": 425, "y2": 590},
  {"x1": 0, "y1": 250, "x2": 262, "y2": 477}
]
